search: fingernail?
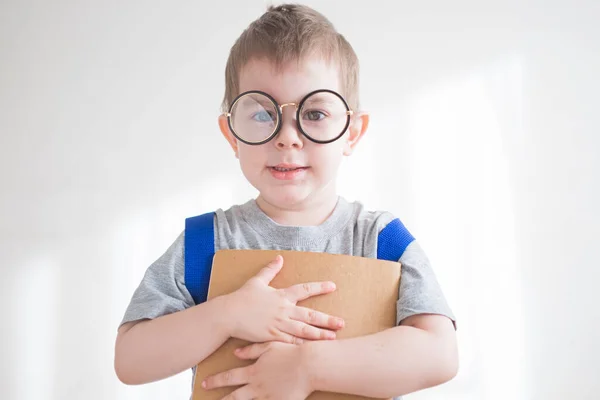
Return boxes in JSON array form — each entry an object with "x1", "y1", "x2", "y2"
[
  {"x1": 201, "y1": 380, "x2": 207, "y2": 388},
  {"x1": 337, "y1": 319, "x2": 344, "y2": 328},
  {"x1": 296, "y1": 338, "x2": 304, "y2": 345},
  {"x1": 234, "y1": 348, "x2": 241, "y2": 353},
  {"x1": 327, "y1": 331, "x2": 336, "y2": 339}
]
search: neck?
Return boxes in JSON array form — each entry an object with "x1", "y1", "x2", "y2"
[{"x1": 255, "y1": 192, "x2": 339, "y2": 227}]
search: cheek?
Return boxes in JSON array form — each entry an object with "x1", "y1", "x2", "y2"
[
  {"x1": 311, "y1": 146, "x2": 344, "y2": 175},
  {"x1": 237, "y1": 146, "x2": 265, "y2": 172}
]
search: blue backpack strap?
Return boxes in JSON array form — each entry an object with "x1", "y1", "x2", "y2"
[
  {"x1": 184, "y1": 212, "x2": 216, "y2": 304},
  {"x1": 377, "y1": 218, "x2": 415, "y2": 262}
]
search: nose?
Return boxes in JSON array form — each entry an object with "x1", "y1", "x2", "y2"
[{"x1": 275, "y1": 106, "x2": 304, "y2": 150}]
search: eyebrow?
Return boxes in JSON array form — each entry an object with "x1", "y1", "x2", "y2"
[
  {"x1": 303, "y1": 92, "x2": 340, "y2": 103},
  {"x1": 238, "y1": 96, "x2": 274, "y2": 110},
  {"x1": 303, "y1": 98, "x2": 336, "y2": 106},
  {"x1": 302, "y1": 97, "x2": 339, "y2": 108}
]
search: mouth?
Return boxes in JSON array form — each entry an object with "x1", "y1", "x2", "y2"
[
  {"x1": 268, "y1": 163, "x2": 310, "y2": 172},
  {"x1": 267, "y1": 163, "x2": 310, "y2": 180}
]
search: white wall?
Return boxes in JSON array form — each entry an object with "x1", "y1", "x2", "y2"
[{"x1": 1, "y1": 1, "x2": 598, "y2": 399}]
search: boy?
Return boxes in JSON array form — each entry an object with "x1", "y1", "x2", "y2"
[{"x1": 115, "y1": 4, "x2": 458, "y2": 399}]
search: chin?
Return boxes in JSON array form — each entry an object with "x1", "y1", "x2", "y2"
[{"x1": 260, "y1": 188, "x2": 313, "y2": 208}]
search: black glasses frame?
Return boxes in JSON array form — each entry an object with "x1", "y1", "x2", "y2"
[{"x1": 225, "y1": 89, "x2": 353, "y2": 145}]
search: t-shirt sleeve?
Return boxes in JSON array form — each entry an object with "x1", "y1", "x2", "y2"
[
  {"x1": 396, "y1": 240, "x2": 457, "y2": 329},
  {"x1": 119, "y1": 231, "x2": 195, "y2": 328}
]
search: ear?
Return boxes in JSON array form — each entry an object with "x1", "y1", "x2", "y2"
[
  {"x1": 218, "y1": 114, "x2": 239, "y2": 158},
  {"x1": 343, "y1": 112, "x2": 369, "y2": 156}
]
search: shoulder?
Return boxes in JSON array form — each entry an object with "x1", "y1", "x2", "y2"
[
  {"x1": 214, "y1": 200, "x2": 253, "y2": 228},
  {"x1": 184, "y1": 201, "x2": 248, "y2": 233},
  {"x1": 343, "y1": 197, "x2": 416, "y2": 260},
  {"x1": 344, "y1": 197, "x2": 399, "y2": 235}
]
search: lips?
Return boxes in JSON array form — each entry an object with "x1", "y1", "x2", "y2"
[
  {"x1": 267, "y1": 163, "x2": 310, "y2": 180},
  {"x1": 269, "y1": 163, "x2": 309, "y2": 172}
]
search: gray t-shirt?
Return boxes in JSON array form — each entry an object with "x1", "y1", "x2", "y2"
[{"x1": 120, "y1": 196, "x2": 456, "y2": 397}]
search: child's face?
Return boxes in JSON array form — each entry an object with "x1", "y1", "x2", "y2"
[{"x1": 219, "y1": 57, "x2": 368, "y2": 209}]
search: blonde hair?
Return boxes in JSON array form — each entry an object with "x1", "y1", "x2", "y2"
[{"x1": 221, "y1": 3, "x2": 360, "y2": 113}]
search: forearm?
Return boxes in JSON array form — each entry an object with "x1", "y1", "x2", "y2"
[
  {"x1": 114, "y1": 295, "x2": 233, "y2": 385},
  {"x1": 304, "y1": 324, "x2": 458, "y2": 398}
]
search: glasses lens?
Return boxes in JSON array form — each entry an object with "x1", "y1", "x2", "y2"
[
  {"x1": 299, "y1": 91, "x2": 349, "y2": 142},
  {"x1": 230, "y1": 93, "x2": 278, "y2": 143}
]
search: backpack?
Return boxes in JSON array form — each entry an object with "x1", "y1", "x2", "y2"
[{"x1": 184, "y1": 212, "x2": 414, "y2": 305}]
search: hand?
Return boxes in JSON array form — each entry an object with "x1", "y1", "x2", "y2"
[
  {"x1": 225, "y1": 255, "x2": 344, "y2": 344},
  {"x1": 202, "y1": 341, "x2": 313, "y2": 400}
]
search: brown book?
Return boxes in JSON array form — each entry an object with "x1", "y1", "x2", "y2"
[{"x1": 192, "y1": 249, "x2": 401, "y2": 400}]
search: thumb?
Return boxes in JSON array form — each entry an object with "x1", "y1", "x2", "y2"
[{"x1": 253, "y1": 255, "x2": 284, "y2": 284}]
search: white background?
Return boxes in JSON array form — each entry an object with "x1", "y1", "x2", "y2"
[{"x1": 1, "y1": 1, "x2": 599, "y2": 399}]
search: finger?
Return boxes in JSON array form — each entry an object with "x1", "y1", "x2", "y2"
[
  {"x1": 267, "y1": 329, "x2": 305, "y2": 345},
  {"x1": 253, "y1": 255, "x2": 284, "y2": 284},
  {"x1": 202, "y1": 366, "x2": 251, "y2": 390},
  {"x1": 221, "y1": 385, "x2": 255, "y2": 400},
  {"x1": 234, "y1": 342, "x2": 271, "y2": 360},
  {"x1": 284, "y1": 281, "x2": 336, "y2": 303},
  {"x1": 291, "y1": 306, "x2": 345, "y2": 330},
  {"x1": 270, "y1": 329, "x2": 308, "y2": 345},
  {"x1": 280, "y1": 319, "x2": 337, "y2": 340}
]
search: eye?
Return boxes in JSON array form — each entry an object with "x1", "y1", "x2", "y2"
[
  {"x1": 303, "y1": 110, "x2": 327, "y2": 121},
  {"x1": 252, "y1": 110, "x2": 275, "y2": 122}
]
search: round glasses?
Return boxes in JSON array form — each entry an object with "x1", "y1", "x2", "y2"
[{"x1": 225, "y1": 89, "x2": 353, "y2": 145}]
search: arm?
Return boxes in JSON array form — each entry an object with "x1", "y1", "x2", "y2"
[
  {"x1": 115, "y1": 294, "x2": 233, "y2": 385},
  {"x1": 202, "y1": 242, "x2": 458, "y2": 398},
  {"x1": 115, "y1": 255, "x2": 343, "y2": 385},
  {"x1": 304, "y1": 314, "x2": 458, "y2": 398}
]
